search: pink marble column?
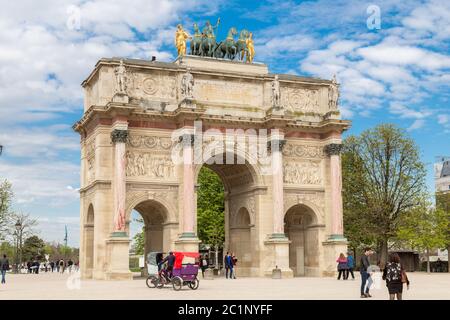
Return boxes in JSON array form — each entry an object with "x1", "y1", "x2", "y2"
[
  {"x1": 111, "y1": 129, "x2": 128, "y2": 234},
  {"x1": 325, "y1": 143, "x2": 344, "y2": 239},
  {"x1": 181, "y1": 134, "x2": 196, "y2": 238},
  {"x1": 271, "y1": 139, "x2": 286, "y2": 237}
]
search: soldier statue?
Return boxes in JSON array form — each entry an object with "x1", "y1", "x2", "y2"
[
  {"x1": 181, "y1": 68, "x2": 194, "y2": 99},
  {"x1": 271, "y1": 75, "x2": 281, "y2": 108},
  {"x1": 329, "y1": 74, "x2": 339, "y2": 109},
  {"x1": 114, "y1": 60, "x2": 127, "y2": 94}
]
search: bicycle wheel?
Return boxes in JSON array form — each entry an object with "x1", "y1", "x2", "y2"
[
  {"x1": 146, "y1": 276, "x2": 158, "y2": 288},
  {"x1": 188, "y1": 277, "x2": 199, "y2": 290},
  {"x1": 172, "y1": 276, "x2": 183, "y2": 291}
]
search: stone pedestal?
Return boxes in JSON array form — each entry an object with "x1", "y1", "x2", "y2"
[
  {"x1": 266, "y1": 106, "x2": 285, "y2": 117},
  {"x1": 105, "y1": 235, "x2": 133, "y2": 280},
  {"x1": 112, "y1": 93, "x2": 129, "y2": 103},
  {"x1": 174, "y1": 236, "x2": 201, "y2": 253},
  {"x1": 264, "y1": 237, "x2": 293, "y2": 278},
  {"x1": 322, "y1": 239, "x2": 348, "y2": 277},
  {"x1": 178, "y1": 98, "x2": 196, "y2": 109}
]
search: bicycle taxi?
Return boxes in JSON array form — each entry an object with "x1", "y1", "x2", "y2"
[{"x1": 145, "y1": 251, "x2": 200, "y2": 291}]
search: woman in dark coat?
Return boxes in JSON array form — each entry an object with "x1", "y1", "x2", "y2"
[{"x1": 382, "y1": 252, "x2": 410, "y2": 300}]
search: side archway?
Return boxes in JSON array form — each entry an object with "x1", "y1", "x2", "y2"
[
  {"x1": 84, "y1": 204, "x2": 95, "y2": 277},
  {"x1": 284, "y1": 204, "x2": 320, "y2": 277}
]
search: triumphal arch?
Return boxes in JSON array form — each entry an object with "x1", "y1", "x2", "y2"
[{"x1": 74, "y1": 51, "x2": 350, "y2": 280}]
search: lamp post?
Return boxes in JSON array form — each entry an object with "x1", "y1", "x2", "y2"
[{"x1": 15, "y1": 220, "x2": 22, "y2": 274}]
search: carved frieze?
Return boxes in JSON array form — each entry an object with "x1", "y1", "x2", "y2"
[
  {"x1": 128, "y1": 72, "x2": 176, "y2": 100},
  {"x1": 281, "y1": 87, "x2": 319, "y2": 113},
  {"x1": 125, "y1": 151, "x2": 176, "y2": 179},
  {"x1": 283, "y1": 160, "x2": 322, "y2": 185},
  {"x1": 127, "y1": 135, "x2": 174, "y2": 150},
  {"x1": 282, "y1": 143, "x2": 325, "y2": 158}
]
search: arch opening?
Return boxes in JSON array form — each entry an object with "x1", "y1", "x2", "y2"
[
  {"x1": 284, "y1": 204, "x2": 320, "y2": 277},
  {"x1": 84, "y1": 204, "x2": 95, "y2": 277},
  {"x1": 196, "y1": 151, "x2": 257, "y2": 276}
]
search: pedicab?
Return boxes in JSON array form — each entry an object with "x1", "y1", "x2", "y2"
[{"x1": 145, "y1": 251, "x2": 200, "y2": 291}]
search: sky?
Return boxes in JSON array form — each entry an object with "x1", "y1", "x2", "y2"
[{"x1": 0, "y1": 0, "x2": 449, "y2": 247}]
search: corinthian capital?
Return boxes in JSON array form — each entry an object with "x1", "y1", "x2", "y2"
[
  {"x1": 324, "y1": 143, "x2": 343, "y2": 156},
  {"x1": 111, "y1": 129, "x2": 129, "y2": 143}
]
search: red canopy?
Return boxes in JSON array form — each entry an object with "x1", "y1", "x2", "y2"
[{"x1": 174, "y1": 251, "x2": 200, "y2": 269}]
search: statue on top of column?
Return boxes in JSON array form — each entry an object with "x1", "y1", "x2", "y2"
[
  {"x1": 181, "y1": 67, "x2": 194, "y2": 99},
  {"x1": 114, "y1": 60, "x2": 127, "y2": 95},
  {"x1": 329, "y1": 74, "x2": 339, "y2": 109},
  {"x1": 271, "y1": 75, "x2": 281, "y2": 109}
]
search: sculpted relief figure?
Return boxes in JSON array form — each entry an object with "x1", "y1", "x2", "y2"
[
  {"x1": 114, "y1": 60, "x2": 127, "y2": 94},
  {"x1": 283, "y1": 161, "x2": 322, "y2": 185},
  {"x1": 271, "y1": 75, "x2": 281, "y2": 109},
  {"x1": 181, "y1": 67, "x2": 194, "y2": 99},
  {"x1": 126, "y1": 151, "x2": 175, "y2": 179},
  {"x1": 329, "y1": 74, "x2": 339, "y2": 109}
]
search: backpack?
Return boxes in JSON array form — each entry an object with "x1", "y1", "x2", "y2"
[{"x1": 385, "y1": 262, "x2": 401, "y2": 282}]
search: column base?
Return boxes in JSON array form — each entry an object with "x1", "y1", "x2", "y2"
[
  {"x1": 175, "y1": 234, "x2": 201, "y2": 252},
  {"x1": 264, "y1": 236, "x2": 293, "y2": 278},
  {"x1": 105, "y1": 235, "x2": 132, "y2": 281},
  {"x1": 322, "y1": 238, "x2": 348, "y2": 277}
]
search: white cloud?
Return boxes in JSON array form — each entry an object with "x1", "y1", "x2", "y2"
[
  {"x1": 407, "y1": 119, "x2": 426, "y2": 131},
  {"x1": 389, "y1": 103, "x2": 431, "y2": 119}
]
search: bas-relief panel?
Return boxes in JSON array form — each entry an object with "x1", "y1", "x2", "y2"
[
  {"x1": 280, "y1": 86, "x2": 320, "y2": 113},
  {"x1": 195, "y1": 78, "x2": 263, "y2": 106},
  {"x1": 126, "y1": 135, "x2": 176, "y2": 181},
  {"x1": 282, "y1": 143, "x2": 325, "y2": 186},
  {"x1": 127, "y1": 71, "x2": 177, "y2": 101}
]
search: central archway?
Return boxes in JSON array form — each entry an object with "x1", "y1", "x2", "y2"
[{"x1": 195, "y1": 152, "x2": 259, "y2": 277}]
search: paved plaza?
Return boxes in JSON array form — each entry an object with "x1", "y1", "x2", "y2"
[{"x1": 1, "y1": 272, "x2": 449, "y2": 300}]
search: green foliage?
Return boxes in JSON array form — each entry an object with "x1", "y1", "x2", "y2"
[
  {"x1": 342, "y1": 124, "x2": 427, "y2": 263},
  {"x1": 22, "y1": 235, "x2": 45, "y2": 261},
  {"x1": 133, "y1": 227, "x2": 145, "y2": 255},
  {"x1": 0, "y1": 241, "x2": 14, "y2": 258},
  {"x1": 197, "y1": 167, "x2": 225, "y2": 248},
  {"x1": 397, "y1": 203, "x2": 449, "y2": 252},
  {"x1": 0, "y1": 180, "x2": 13, "y2": 237}
]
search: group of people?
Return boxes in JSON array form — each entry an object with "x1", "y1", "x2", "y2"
[
  {"x1": 336, "y1": 252, "x2": 355, "y2": 280},
  {"x1": 337, "y1": 247, "x2": 410, "y2": 300},
  {"x1": 224, "y1": 252, "x2": 237, "y2": 279},
  {"x1": 24, "y1": 259, "x2": 78, "y2": 274}
]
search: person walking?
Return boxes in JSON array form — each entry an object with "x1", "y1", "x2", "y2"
[
  {"x1": 360, "y1": 247, "x2": 373, "y2": 298},
  {"x1": 50, "y1": 261, "x2": 55, "y2": 272},
  {"x1": 382, "y1": 253, "x2": 410, "y2": 300},
  {"x1": 59, "y1": 260, "x2": 65, "y2": 274},
  {"x1": 0, "y1": 254, "x2": 10, "y2": 284},
  {"x1": 224, "y1": 252, "x2": 234, "y2": 279},
  {"x1": 346, "y1": 252, "x2": 355, "y2": 280},
  {"x1": 68, "y1": 259, "x2": 73, "y2": 273},
  {"x1": 336, "y1": 253, "x2": 348, "y2": 280},
  {"x1": 231, "y1": 253, "x2": 237, "y2": 279},
  {"x1": 200, "y1": 255, "x2": 208, "y2": 278}
]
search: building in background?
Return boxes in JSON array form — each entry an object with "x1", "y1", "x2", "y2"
[{"x1": 434, "y1": 156, "x2": 450, "y2": 272}]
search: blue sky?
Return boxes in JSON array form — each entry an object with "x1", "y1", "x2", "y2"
[{"x1": 0, "y1": 0, "x2": 449, "y2": 247}]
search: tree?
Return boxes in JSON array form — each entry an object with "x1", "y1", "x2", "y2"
[
  {"x1": 397, "y1": 203, "x2": 449, "y2": 272},
  {"x1": 342, "y1": 124, "x2": 427, "y2": 266},
  {"x1": 133, "y1": 227, "x2": 145, "y2": 255},
  {"x1": 0, "y1": 180, "x2": 13, "y2": 237},
  {"x1": 197, "y1": 167, "x2": 225, "y2": 268},
  {"x1": 8, "y1": 212, "x2": 38, "y2": 266},
  {"x1": 22, "y1": 235, "x2": 45, "y2": 261}
]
